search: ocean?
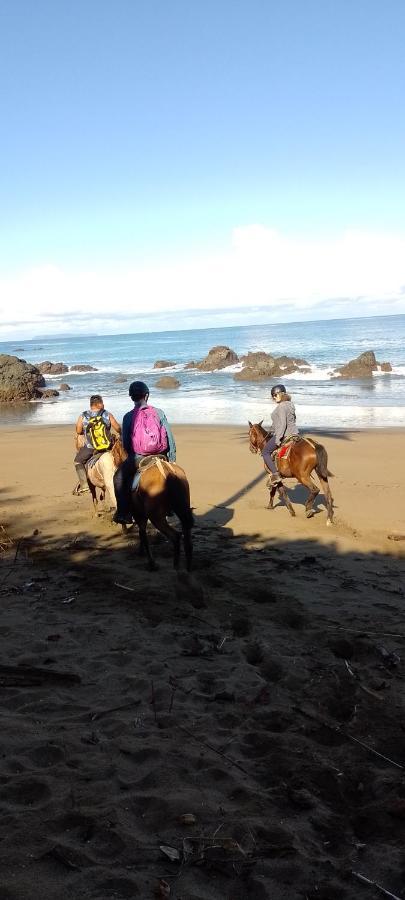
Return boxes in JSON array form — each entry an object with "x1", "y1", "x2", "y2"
[{"x1": 1, "y1": 314, "x2": 405, "y2": 429}]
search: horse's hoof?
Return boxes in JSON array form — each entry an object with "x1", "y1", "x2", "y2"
[
  {"x1": 267, "y1": 504, "x2": 274, "y2": 510},
  {"x1": 326, "y1": 518, "x2": 334, "y2": 527},
  {"x1": 306, "y1": 509, "x2": 315, "y2": 519},
  {"x1": 289, "y1": 509, "x2": 296, "y2": 517}
]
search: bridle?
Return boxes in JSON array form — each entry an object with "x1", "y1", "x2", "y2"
[{"x1": 248, "y1": 423, "x2": 270, "y2": 454}]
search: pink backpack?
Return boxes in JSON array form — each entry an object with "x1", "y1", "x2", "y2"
[{"x1": 131, "y1": 405, "x2": 168, "y2": 455}]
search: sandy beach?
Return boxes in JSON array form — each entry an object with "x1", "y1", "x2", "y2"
[{"x1": 1, "y1": 425, "x2": 405, "y2": 899}]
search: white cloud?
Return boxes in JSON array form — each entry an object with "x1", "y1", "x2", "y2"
[{"x1": 1, "y1": 226, "x2": 405, "y2": 336}]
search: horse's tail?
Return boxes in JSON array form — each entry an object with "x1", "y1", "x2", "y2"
[
  {"x1": 166, "y1": 473, "x2": 194, "y2": 530},
  {"x1": 314, "y1": 443, "x2": 333, "y2": 479}
]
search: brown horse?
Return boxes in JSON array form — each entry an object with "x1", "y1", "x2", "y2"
[
  {"x1": 128, "y1": 457, "x2": 194, "y2": 571},
  {"x1": 248, "y1": 422, "x2": 334, "y2": 524}
]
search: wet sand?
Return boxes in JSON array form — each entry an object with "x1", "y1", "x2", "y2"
[{"x1": 1, "y1": 426, "x2": 405, "y2": 899}]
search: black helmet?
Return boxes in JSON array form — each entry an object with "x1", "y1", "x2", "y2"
[
  {"x1": 271, "y1": 383, "x2": 286, "y2": 398},
  {"x1": 129, "y1": 380, "x2": 150, "y2": 401}
]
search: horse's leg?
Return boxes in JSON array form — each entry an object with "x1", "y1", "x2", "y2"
[
  {"x1": 183, "y1": 528, "x2": 193, "y2": 571},
  {"x1": 132, "y1": 506, "x2": 156, "y2": 569},
  {"x1": 317, "y1": 474, "x2": 334, "y2": 525},
  {"x1": 277, "y1": 483, "x2": 295, "y2": 517},
  {"x1": 267, "y1": 485, "x2": 277, "y2": 509},
  {"x1": 88, "y1": 481, "x2": 98, "y2": 515},
  {"x1": 149, "y1": 512, "x2": 181, "y2": 569},
  {"x1": 300, "y1": 473, "x2": 320, "y2": 518}
]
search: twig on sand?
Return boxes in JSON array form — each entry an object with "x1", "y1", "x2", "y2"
[
  {"x1": 151, "y1": 680, "x2": 158, "y2": 723},
  {"x1": 177, "y1": 724, "x2": 251, "y2": 776},
  {"x1": 295, "y1": 706, "x2": 404, "y2": 771},
  {"x1": 114, "y1": 581, "x2": 136, "y2": 593},
  {"x1": 352, "y1": 870, "x2": 404, "y2": 900}
]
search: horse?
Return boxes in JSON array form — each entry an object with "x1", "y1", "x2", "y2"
[
  {"x1": 85, "y1": 437, "x2": 127, "y2": 514},
  {"x1": 128, "y1": 456, "x2": 194, "y2": 571},
  {"x1": 248, "y1": 422, "x2": 334, "y2": 525}
]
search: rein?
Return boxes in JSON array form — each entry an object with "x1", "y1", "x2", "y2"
[{"x1": 249, "y1": 426, "x2": 270, "y2": 454}]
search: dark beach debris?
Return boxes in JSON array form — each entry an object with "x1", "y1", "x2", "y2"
[
  {"x1": 155, "y1": 879, "x2": 171, "y2": 897},
  {"x1": 295, "y1": 705, "x2": 404, "y2": 770},
  {"x1": 352, "y1": 870, "x2": 404, "y2": 900},
  {"x1": 0, "y1": 663, "x2": 81, "y2": 687},
  {"x1": 388, "y1": 533, "x2": 405, "y2": 541}
]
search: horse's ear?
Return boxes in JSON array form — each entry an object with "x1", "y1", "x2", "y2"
[
  {"x1": 259, "y1": 419, "x2": 263, "y2": 426},
  {"x1": 248, "y1": 420, "x2": 253, "y2": 428}
]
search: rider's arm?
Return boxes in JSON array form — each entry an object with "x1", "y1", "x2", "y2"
[
  {"x1": 273, "y1": 405, "x2": 287, "y2": 445},
  {"x1": 76, "y1": 414, "x2": 84, "y2": 436},
  {"x1": 159, "y1": 410, "x2": 176, "y2": 461},
  {"x1": 109, "y1": 413, "x2": 121, "y2": 434},
  {"x1": 122, "y1": 411, "x2": 133, "y2": 454}
]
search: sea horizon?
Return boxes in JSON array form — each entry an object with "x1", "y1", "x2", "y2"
[{"x1": 1, "y1": 312, "x2": 405, "y2": 430}]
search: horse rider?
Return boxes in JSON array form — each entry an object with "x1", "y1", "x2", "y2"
[
  {"x1": 261, "y1": 384, "x2": 299, "y2": 485},
  {"x1": 74, "y1": 394, "x2": 121, "y2": 494},
  {"x1": 113, "y1": 381, "x2": 176, "y2": 525}
]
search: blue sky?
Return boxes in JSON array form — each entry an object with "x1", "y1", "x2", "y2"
[{"x1": 1, "y1": 0, "x2": 405, "y2": 336}]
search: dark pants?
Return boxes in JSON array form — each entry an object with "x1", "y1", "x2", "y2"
[
  {"x1": 261, "y1": 435, "x2": 278, "y2": 475},
  {"x1": 74, "y1": 446, "x2": 94, "y2": 465}
]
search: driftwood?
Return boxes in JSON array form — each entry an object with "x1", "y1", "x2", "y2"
[{"x1": 0, "y1": 664, "x2": 81, "y2": 687}]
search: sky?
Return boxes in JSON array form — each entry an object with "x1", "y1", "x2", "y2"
[{"x1": 1, "y1": 0, "x2": 405, "y2": 338}]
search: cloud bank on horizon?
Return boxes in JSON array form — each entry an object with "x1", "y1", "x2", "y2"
[{"x1": 1, "y1": 225, "x2": 405, "y2": 338}]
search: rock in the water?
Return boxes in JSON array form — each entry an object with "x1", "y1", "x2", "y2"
[
  {"x1": 334, "y1": 350, "x2": 391, "y2": 378},
  {"x1": 59, "y1": 383, "x2": 71, "y2": 391},
  {"x1": 0, "y1": 354, "x2": 45, "y2": 402},
  {"x1": 196, "y1": 346, "x2": 239, "y2": 371},
  {"x1": 184, "y1": 361, "x2": 197, "y2": 369},
  {"x1": 113, "y1": 374, "x2": 128, "y2": 383},
  {"x1": 69, "y1": 364, "x2": 98, "y2": 372},
  {"x1": 234, "y1": 352, "x2": 309, "y2": 381},
  {"x1": 153, "y1": 359, "x2": 176, "y2": 369},
  {"x1": 155, "y1": 376, "x2": 180, "y2": 389},
  {"x1": 37, "y1": 361, "x2": 69, "y2": 375},
  {"x1": 38, "y1": 388, "x2": 59, "y2": 399}
]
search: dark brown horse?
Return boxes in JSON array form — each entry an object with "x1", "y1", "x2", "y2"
[
  {"x1": 248, "y1": 422, "x2": 334, "y2": 524},
  {"x1": 128, "y1": 457, "x2": 194, "y2": 571}
]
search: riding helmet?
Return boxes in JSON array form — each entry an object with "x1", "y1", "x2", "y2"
[
  {"x1": 271, "y1": 383, "x2": 286, "y2": 398},
  {"x1": 129, "y1": 380, "x2": 150, "y2": 401}
]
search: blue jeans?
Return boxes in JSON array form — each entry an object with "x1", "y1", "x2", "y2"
[{"x1": 261, "y1": 435, "x2": 278, "y2": 475}]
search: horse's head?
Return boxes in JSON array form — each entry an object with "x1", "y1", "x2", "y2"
[
  {"x1": 248, "y1": 420, "x2": 269, "y2": 454},
  {"x1": 111, "y1": 437, "x2": 128, "y2": 468}
]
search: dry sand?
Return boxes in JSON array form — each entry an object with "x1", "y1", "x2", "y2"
[{"x1": 1, "y1": 425, "x2": 405, "y2": 899}]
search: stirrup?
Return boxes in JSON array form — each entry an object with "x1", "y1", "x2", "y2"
[{"x1": 72, "y1": 483, "x2": 89, "y2": 495}]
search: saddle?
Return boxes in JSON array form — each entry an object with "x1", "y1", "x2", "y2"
[
  {"x1": 271, "y1": 435, "x2": 301, "y2": 466},
  {"x1": 85, "y1": 452, "x2": 104, "y2": 470},
  {"x1": 131, "y1": 454, "x2": 171, "y2": 491}
]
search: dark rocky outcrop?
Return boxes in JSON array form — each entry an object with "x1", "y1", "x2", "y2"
[
  {"x1": 155, "y1": 376, "x2": 180, "y2": 389},
  {"x1": 38, "y1": 388, "x2": 59, "y2": 399},
  {"x1": 59, "y1": 383, "x2": 71, "y2": 391},
  {"x1": 153, "y1": 359, "x2": 176, "y2": 369},
  {"x1": 196, "y1": 346, "x2": 239, "y2": 371},
  {"x1": 0, "y1": 354, "x2": 45, "y2": 402},
  {"x1": 184, "y1": 361, "x2": 197, "y2": 369},
  {"x1": 334, "y1": 351, "x2": 392, "y2": 378},
  {"x1": 234, "y1": 351, "x2": 310, "y2": 381},
  {"x1": 38, "y1": 361, "x2": 68, "y2": 375},
  {"x1": 70, "y1": 364, "x2": 98, "y2": 372}
]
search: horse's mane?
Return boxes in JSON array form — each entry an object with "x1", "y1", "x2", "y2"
[{"x1": 111, "y1": 437, "x2": 128, "y2": 467}]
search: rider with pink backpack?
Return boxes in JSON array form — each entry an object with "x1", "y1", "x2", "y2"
[{"x1": 113, "y1": 381, "x2": 176, "y2": 524}]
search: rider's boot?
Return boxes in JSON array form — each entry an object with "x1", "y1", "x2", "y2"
[{"x1": 73, "y1": 464, "x2": 90, "y2": 495}]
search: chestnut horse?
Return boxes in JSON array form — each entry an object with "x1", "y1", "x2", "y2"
[
  {"x1": 248, "y1": 422, "x2": 334, "y2": 524},
  {"x1": 129, "y1": 457, "x2": 194, "y2": 571}
]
